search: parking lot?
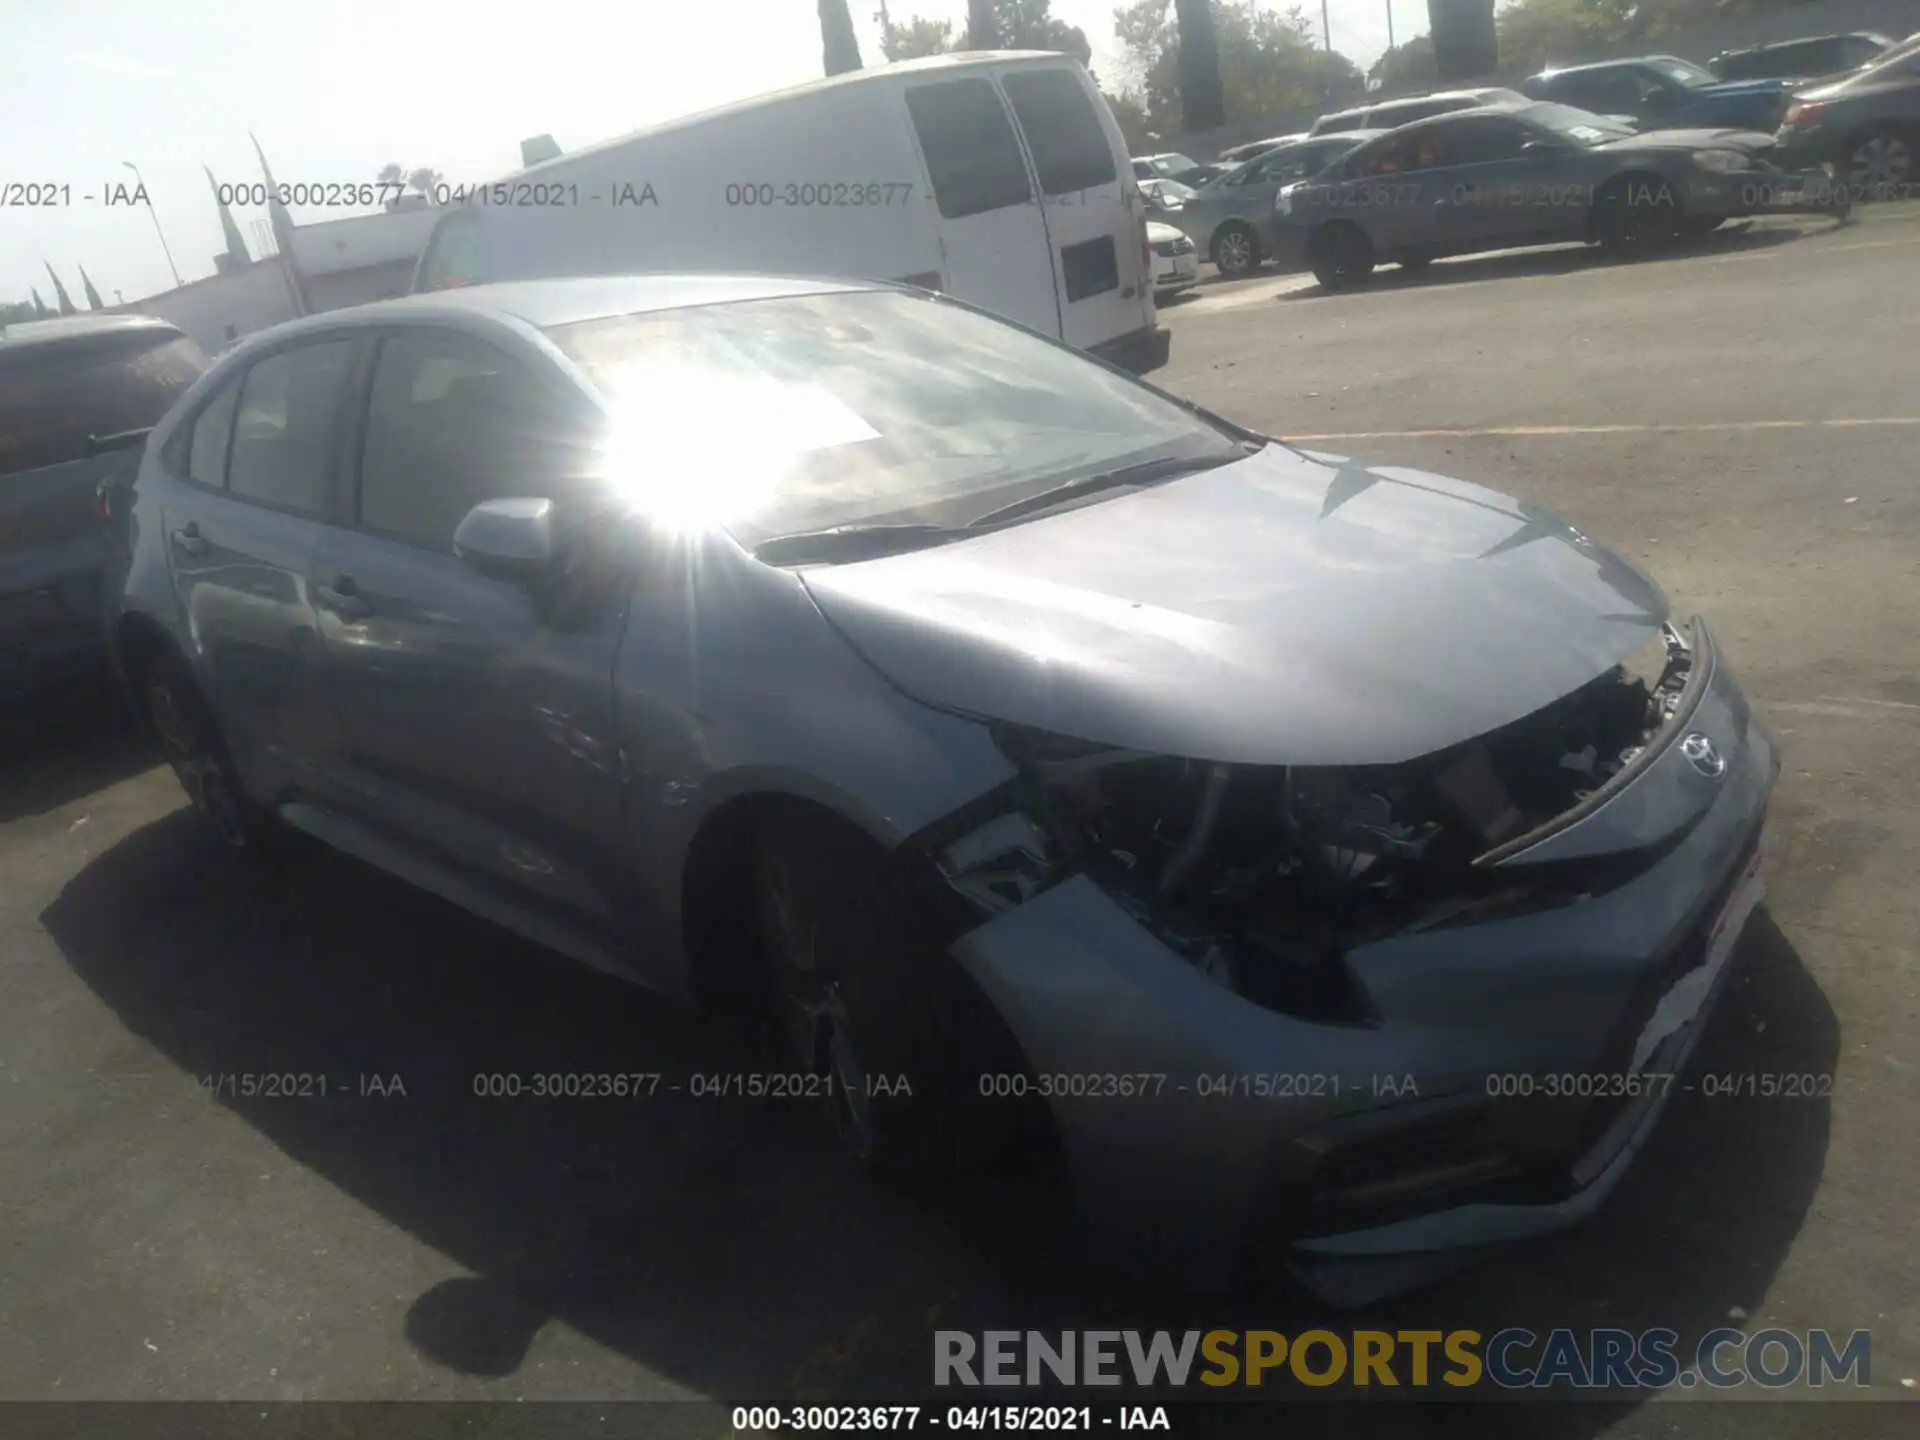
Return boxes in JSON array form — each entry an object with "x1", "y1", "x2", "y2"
[{"x1": 3, "y1": 203, "x2": 1917, "y2": 1431}]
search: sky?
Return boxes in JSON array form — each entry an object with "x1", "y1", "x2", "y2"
[{"x1": 0, "y1": 0, "x2": 1430, "y2": 308}]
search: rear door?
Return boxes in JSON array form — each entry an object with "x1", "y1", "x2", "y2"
[
  {"x1": 899, "y1": 73, "x2": 1062, "y2": 338},
  {"x1": 307, "y1": 326, "x2": 631, "y2": 932},
  {"x1": 999, "y1": 64, "x2": 1150, "y2": 352},
  {"x1": 162, "y1": 338, "x2": 354, "y2": 795}
]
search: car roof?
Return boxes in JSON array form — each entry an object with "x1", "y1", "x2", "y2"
[
  {"x1": 1533, "y1": 56, "x2": 1687, "y2": 79},
  {"x1": 245, "y1": 274, "x2": 871, "y2": 345},
  {"x1": 1715, "y1": 32, "x2": 1888, "y2": 59},
  {"x1": 0, "y1": 312, "x2": 184, "y2": 354}
]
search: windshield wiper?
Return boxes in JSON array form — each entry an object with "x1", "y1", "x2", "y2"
[
  {"x1": 965, "y1": 448, "x2": 1256, "y2": 530},
  {"x1": 753, "y1": 522, "x2": 967, "y2": 565}
]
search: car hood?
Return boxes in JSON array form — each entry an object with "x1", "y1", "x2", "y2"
[
  {"x1": 799, "y1": 444, "x2": 1671, "y2": 767},
  {"x1": 1595, "y1": 126, "x2": 1778, "y2": 153},
  {"x1": 1698, "y1": 77, "x2": 1800, "y2": 96},
  {"x1": 1145, "y1": 220, "x2": 1187, "y2": 243}
]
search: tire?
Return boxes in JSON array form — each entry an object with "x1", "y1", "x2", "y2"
[
  {"x1": 752, "y1": 815, "x2": 1020, "y2": 1179},
  {"x1": 1591, "y1": 175, "x2": 1684, "y2": 251},
  {"x1": 1308, "y1": 223, "x2": 1375, "y2": 291},
  {"x1": 1210, "y1": 222, "x2": 1262, "y2": 277},
  {"x1": 140, "y1": 649, "x2": 283, "y2": 857},
  {"x1": 1842, "y1": 127, "x2": 1914, "y2": 202}
]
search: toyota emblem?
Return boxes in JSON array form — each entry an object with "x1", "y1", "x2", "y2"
[{"x1": 1681, "y1": 732, "x2": 1726, "y2": 779}]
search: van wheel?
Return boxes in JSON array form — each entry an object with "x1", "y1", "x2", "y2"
[
  {"x1": 752, "y1": 815, "x2": 1016, "y2": 1179},
  {"x1": 141, "y1": 651, "x2": 282, "y2": 858},
  {"x1": 1308, "y1": 223, "x2": 1374, "y2": 291},
  {"x1": 1210, "y1": 223, "x2": 1263, "y2": 277}
]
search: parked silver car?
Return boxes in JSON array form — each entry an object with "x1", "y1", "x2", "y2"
[
  {"x1": 1176, "y1": 132, "x2": 1382, "y2": 275},
  {"x1": 110, "y1": 275, "x2": 1778, "y2": 1300}
]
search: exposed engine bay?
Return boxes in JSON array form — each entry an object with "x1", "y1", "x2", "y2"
[{"x1": 959, "y1": 624, "x2": 1697, "y2": 1021}]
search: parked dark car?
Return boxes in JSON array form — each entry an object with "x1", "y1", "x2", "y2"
[
  {"x1": 1709, "y1": 32, "x2": 1893, "y2": 83},
  {"x1": 1175, "y1": 131, "x2": 1383, "y2": 276},
  {"x1": 1775, "y1": 38, "x2": 1920, "y2": 196},
  {"x1": 112, "y1": 275, "x2": 1779, "y2": 1299},
  {"x1": 1272, "y1": 102, "x2": 1845, "y2": 291},
  {"x1": 1308, "y1": 88, "x2": 1529, "y2": 137},
  {"x1": 1523, "y1": 56, "x2": 1800, "y2": 132},
  {"x1": 1, "y1": 315, "x2": 206, "y2": 700}
]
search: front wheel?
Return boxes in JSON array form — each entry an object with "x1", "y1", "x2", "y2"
[
  {"x1": 1844, "y1": 127, "x2": 1914, "y2": 202},
  {"x1": 752, "y1": 817, "x2": 1019, "y2": 1178},
  {"x1": 1308, "y1": 223, "x2": 1375, "y2": 291},
  {"x1": 1210, "y1": 222, "x2": 1262, "y2": 277}
]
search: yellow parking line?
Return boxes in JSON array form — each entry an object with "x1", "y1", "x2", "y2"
[{"x1": 1286, "y1": 418, "x2": 1920, "y2": 441}]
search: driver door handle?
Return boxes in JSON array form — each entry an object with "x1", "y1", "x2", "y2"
[
  {"x1": 316, "y1": 574, "x2": 368, "y2": 619},
  {"x1": 171, "y1": 522, "x2": 206, "y2": 557}
]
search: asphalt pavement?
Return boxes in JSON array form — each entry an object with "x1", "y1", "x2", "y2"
[{"x1": 2, "y1": 205, "x2": 1915, "y2": 1433}]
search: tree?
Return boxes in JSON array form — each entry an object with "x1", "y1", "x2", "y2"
[
  {"x1": 1115, "y1": 2, "x2": 1361, "y2": 137},
  {"x1": 1369, "y1": 34, "x2": 1438, "y2": 91},
  {"x1": 882, "y1": 14, "x2": 953, "y2": 59},
  {"x1": 1428, "y1": 0, "x2": 1497, "y2": 81},
  {"x1": 377, "y1": 162, "x2": 404, "y2": 187},
  {"x1": 1490, "y1": 0, "x2": 1792, "y2": 75},
  {"x1": 818, "y1": 0, "x2": 864, "y2": 75},
  {"x1": 406, "y1": 167, "x2": 443, "y2": 199}
]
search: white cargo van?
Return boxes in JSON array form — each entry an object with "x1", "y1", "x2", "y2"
[{"x1": 409, "y1": 53, "x2": 1168, "y2": 372}]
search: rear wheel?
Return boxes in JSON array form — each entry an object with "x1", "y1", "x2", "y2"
[
  {"x1": 1308, "y1": 223, "x2": 1375, "y2": 291},
  {"x1": 752, "y1": 816, "x2": 1018, "y2": 1178},
  {"x1": 1843, "y1": 127, "x2": 1914, "y2": 202},
  {"x1": 141, "y1": 650, "x2": 281, "y2": 857},
  {"x1": 1210, "y1": 222, "x2": 1262, "y2": 277}
]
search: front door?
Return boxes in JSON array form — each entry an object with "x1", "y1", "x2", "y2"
[
  {"x1": 308, "y1": 327, "x2": 632, "y2": 935},
  {"x1": 900, "y1": 74, "x2": 1063, "y2": 338},
  {"x1": 998, "y1": 63, "x2": 1151, "y2": 351}
]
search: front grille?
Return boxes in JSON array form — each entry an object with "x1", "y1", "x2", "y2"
[{"x1": 1151, "y1": 239, "x2": 1195, "y2": 258}]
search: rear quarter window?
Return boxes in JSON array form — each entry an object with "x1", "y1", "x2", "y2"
[
  {"x1": 0, "y1": 332, "x2": 206, "y2": 479},
  {"x1": 906, "y1": 78, "x2": 1036, "y2": 219},
  {"x1": 1001, "y1": 69, "x2": 1117, "y2": 195},
  {"x1": 414, "y1": 212, "x2": 487, "y2": 292}
]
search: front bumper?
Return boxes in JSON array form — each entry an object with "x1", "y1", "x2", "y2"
[
  {"x1": 1687, "y1": 163, "x2": 1847, "y2": 219},
  {"x1": 1087, "y1": 322, "x2": 1172, "y2": 375},
  {"x1": 1151, "y1": 250, "x2": 1200, "y2": 294},
  {"x1": 950, "y1": 625, "x2": 1779, "y2": 1300}
]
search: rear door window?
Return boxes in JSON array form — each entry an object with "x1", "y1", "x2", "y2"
[
  {"x1": 227, "y1": 340, "x2": 356, "y2": 515},
  {"x1": 905, "y1": 79, "x2": 1035, "y2": 219},
  {"x1": 0, "y1": 331, "x2": 206, "y2": 478},
  {"x1": 1001, "y1": 69, "x2": 1116, "y2": 196}
]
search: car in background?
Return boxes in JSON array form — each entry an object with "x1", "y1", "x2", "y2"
[
  {"x1": 1, "y1": 315, "x2": 207, "y2": 702},
  {"x1": 1175, "y1": 131, "x2": 1383, "y2": 276},
  {"x1": 1217, "y1": 132, "x2": 1306, "y2": 165},
  {"x1": 1138, "y1": 176, "x2": 1198, "y2": 219},
  {"x1": 1274, "y1": 102, "x2": 1845, "y2": 291},
  {"x1": 110, "y1": 275, "x2": 1779, "y2": 1300},
  {"x1": 1523, "y1": 56, "x2": 1800, "y2": 133},
  {"x1": 1775, "y1": 38, "x2": 1920, "y2": 196},
  {"x1": 1146, "y1": 220, "x2": 1199, "y2": 296},
  {"x1": 1709, "y1": 32, "x2": 1893, "y2": 83},
  {"x1": 1132, "y1": 151, "x2": 1228, "y2": 186},
  {"x1": 1308, "y1": 88, "x2": 1528, "y2": 137}
]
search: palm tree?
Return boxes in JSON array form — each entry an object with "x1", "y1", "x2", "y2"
[
  {"x1": 1173, "y1": 0, "x2": 1225, "y2": 130},
  {"x1": 965, "y1": 0, "x2": 998, "y2": 48},
  {"x1": 818, "y1": 0, "x2": 863, "y2": 74}
]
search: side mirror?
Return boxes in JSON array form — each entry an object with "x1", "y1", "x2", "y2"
[{"x1": 453, "y1": 496, "x2": 557, "y2": 581}]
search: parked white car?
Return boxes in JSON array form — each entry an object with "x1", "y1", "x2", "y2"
[
  {"x1": 411, "y1": 53, "x2": 1168, "y2": 371},
  {"x1": 1146, "y1": 220, "x2": 1198, "y2": 297}
]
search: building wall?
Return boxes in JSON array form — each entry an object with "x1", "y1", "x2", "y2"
[{"x1": 124, "y1": 257, "x2": 301, "y2": 353}]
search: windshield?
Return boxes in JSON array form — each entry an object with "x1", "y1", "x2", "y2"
[
  {"x1": 546, "y1": 290, "x2": 1240, "y2": 548},
  {"x1": 1154, "y1": 178, "x2": 1199, "y2": 200},
  {"x1": 1155, "y1": 153, "x2": 1200, "y2": 174},
  {"x1": 1524, "y1": 102, "x2": 1638, "y2": 144},
  {"x1": 1658, "y1": 56, "x2": 1720, "y2": 87}
]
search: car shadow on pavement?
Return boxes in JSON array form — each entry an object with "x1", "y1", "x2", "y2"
[
  {"x1": 0, "y1": 678, "x2": 153, "y2": 826},
  {"x1": 43, "y1": 810, "x2": 1834, "y2": 1423},
  {"x1": 1285, "y1": 221, "x2": 1832, "y2": 300}
]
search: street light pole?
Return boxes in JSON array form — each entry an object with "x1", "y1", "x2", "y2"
[
  {"x1": 1387, "y1": 0, "x2": 1396, "y2": 53},
  {"x1": 122, "y1": 161, "x2": 183, "y2": 289},
  {"x1": 1322, "y1": 0, "x2": 1331, "y2": 51}
]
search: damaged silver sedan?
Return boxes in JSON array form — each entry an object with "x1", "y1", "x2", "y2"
[{"x1": 112, "y1": 275, "x2": 1776, "y2": 1303}]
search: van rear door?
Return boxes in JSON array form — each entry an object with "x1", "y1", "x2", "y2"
[
  {"x1": 998, "y1": 63, "x2": 1153, "y2": 355},
  {"x1": 899, "y1": 75, "x2": 1062, "y2": 338}
]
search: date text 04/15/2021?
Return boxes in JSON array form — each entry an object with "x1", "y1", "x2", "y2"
[{"x1": 729, "y1": 1406, "x2": 1172, "y2": 1432}]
